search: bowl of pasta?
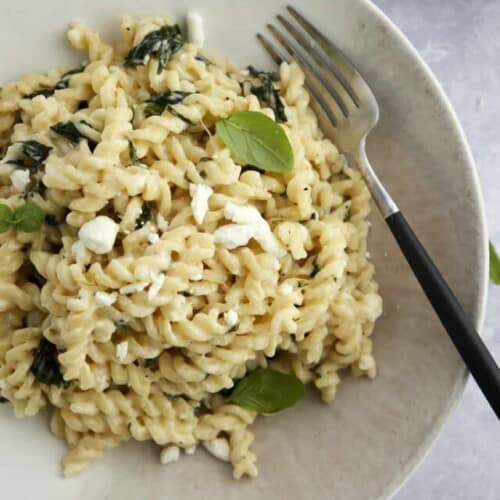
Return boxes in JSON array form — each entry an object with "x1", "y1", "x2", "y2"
[{"x1": 0, "y1": 1, "x2": 487, "y2": 499}]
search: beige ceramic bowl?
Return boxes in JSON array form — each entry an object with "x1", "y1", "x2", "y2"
[{"x1": 0, "y1": 1, "x2": 488, "y2": 499}]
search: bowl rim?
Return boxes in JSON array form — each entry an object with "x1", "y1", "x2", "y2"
[{"x1": 363, "y1": 0, "x2": 489, "y2": 498}]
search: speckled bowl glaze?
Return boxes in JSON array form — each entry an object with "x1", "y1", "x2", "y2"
[{"x1": 0, "y1": 1, "x2": 488, "y2": 499}]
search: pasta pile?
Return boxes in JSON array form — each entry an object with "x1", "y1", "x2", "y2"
[{"x1": 0, "y1": 16, "x2": 382, "y2": 478}]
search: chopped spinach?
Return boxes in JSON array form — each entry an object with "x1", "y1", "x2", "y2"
[
  {"x1": 7, "y1": 140, "x2": 52, "y2": 173},
  {"x1": 143, "y1": 91, "x2": 194, "y2": 123},
  {"x1": 124, "y1": 24, "x2": 184, "y2": 74},
  {"x1": 297, "y1": 280, "x2": 309, "y2": 288},
  {"x1": 135, "y1": 202, "x2": 151, "y2": 229},
  {"x1": 30, "y1": 337, "x2": 64, "y2": 386},
  {"x1": 227, "y1": 323, "x2": 240, "y2": 333},
  {"x1": 50, "y1": 120, "x2": 98, "y2": 151},
  {"x1": 246, "y1": 66, "x2": 287, "y2": 123},
  {"x1": 128, "y1": 140, "x2": 142, "y2": 166},
  {"x1": 195, "y1": 54, "x2": 213, "y2": 65},
  {"x1": 21, "y1": 180, "x2": 46, "y2": 200},
  {"x1": 310, "y1": 258, "x2": 320, "y2": 278},
  {"x1": 26, "y1": 66, "x2": 84, "y2": 99}
]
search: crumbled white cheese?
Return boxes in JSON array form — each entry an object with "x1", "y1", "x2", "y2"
[
  {"x1": 95, "y1": 291, "x2": 118, "y2": 307},
  {"x1": 119, "y1": 282, "x2": 149, "y2": 295},
  {"x1": 148, "y1": 273, "x2": 165, "y2": 301},
  {"x1": 71, "y1": 240, "x2": 87, "y2": 262},
  {"x1": 156, "y1": 213, "x2": 169, "y2": 232},
  {"x1": 191, "y1": 272, "x2": 203, "y2": 281},
  {"x1": 202, "y1": 438, "x2": 230, "y2": 462},
  {"x1": 190, "y1": 183, "x2": 213, "y2": 225},
  {"x1": 78, "y1": 216, "x2": 119, "y2": 254},
  {"x1": 240, "y1": 69, "x2": 250, "y2": 76},
  {"x1": 223, "y1": 309, "x2": 239, "y2": 327},
  {"x1": 279, "y1": 283, "x2": 294, "y2": 296},
  {"x1": 10, "y1": 169, "x2": 30, "y2": 192},
  {"x1": 214, "y1": 224, "x2": 254, "y2": 249},
  {"x1": 116, "y1": 341, "x2": 128, "y2": 361},
  {"x1": 184, "y1": 445, "x2": 197, "y2": 455},
  {"x1": 186, "y1": 12, "x2": 205, "y2": 47},
  {"x1": 148, "y1": 232, "x2": 160, "y2": 244},
  {"x1": 222, "y1": 202, "x2": 286, "y2": 257},
  {"x1": 160, "y1": 445, "x2": 181, "y2": 465}
]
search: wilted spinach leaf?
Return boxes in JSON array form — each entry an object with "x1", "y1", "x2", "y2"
[
  {"x1": 135, "y1": 202, "x2": 151, "y2": 229},
  {"x1": 246, "y1": 66, "x2": 287, "y2": 123},
  {"x1": 26, "y1": 66, "x2": 84, "y2": 99},
  {"x1": 30, "y1": 337, "x2": 64, "y2": 386},
  {"x1": 51, "y1": 120, "x2": 98, "y2": 151},
  {"x1": 489, "y1": 242, "x2": 500, "y2": 285},
  {"x1": 7, "y1": 140, "x2": 52, "y2": 173},
  {"x1": 142, "y1": 91, "x2": 194, "y2": 123},
  {"x1": 124, "y1": 24, "x2": 184, "y2": 74}
]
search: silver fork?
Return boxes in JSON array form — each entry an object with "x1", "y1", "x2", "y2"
[{"x1": 259, "y1": 6, "x2": 500, "y2": 418}]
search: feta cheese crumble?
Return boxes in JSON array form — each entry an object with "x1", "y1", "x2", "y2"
[
  {"x1": 213, "y1": 224, "x2": 254, "y2": 249},
  {"x1": 78, "y1": 216, "x2": 119, "y2": 254},
  {"x1": 10, "y1": 169, "x2": 30, "y2": 192},
  {"x1": 217, "y1": 202, "x2": 286, "y2": 257},
  {"x1": 279, "y1": 283, "x2": 294, "y2": 296},
  {"x1": 186, "y1": 12, "x2": 205, "y2": 47},
  {"x1": 184, "y1": 445, "x2": 197, "y2": 455},
  {"x1": 202, "y1": 438, "x2": 230, "y2": 462},
  {"x1": 190, "y1": 183, "x2": 213, "y2": 224},
  {"x1": 148, "y1": 232, "x2": 160, "y2": 244},
  {"x1": 116, "y1": 341, "x2": 128, "y2": 361},
  {"x1": 95, "y1": 291, "x2": 118, "y2": 307},
  {"x1": 223, "y1": 309, "x2": 239, "y2": 327},
  {"x1": 160, "y1": 445, "x2": 181, "y2": 465}
]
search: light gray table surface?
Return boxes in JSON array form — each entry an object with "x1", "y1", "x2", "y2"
[{"x1": 371, "y1": 1, "x2": 500, "y2": 499}]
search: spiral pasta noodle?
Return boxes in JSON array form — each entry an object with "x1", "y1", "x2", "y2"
[{"x1": 0, "y1": 14, "x2": 382, "y2": 478}]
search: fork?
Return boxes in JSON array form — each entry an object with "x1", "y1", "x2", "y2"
[{"x1": 259, "y1": 6, "x2": 500, "y2": 418}]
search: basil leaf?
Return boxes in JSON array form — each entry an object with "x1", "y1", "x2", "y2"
[
  {"x1": 30, "y1": 337, "x2": 64, "y2": 386},
  {"x1": 11, "y1": 202, "x2": 46, "y2": 232},
  {"x1": 490, "y1": 242, "x2": 500, "y2": 284},
  {"x1": 124, "y1": 24, "x2": 183, "y2": 74},
  {"x1": 228, "y1": 368, "x2": 305, "y2": 413},
  {"x1": 0, "y1": 204, "x2": 14, "y2": 233},
  {"x1": 216, "y1": 111, "x2": 294, "y2": 173},
  {"x1": 51, "y1": 120, "x2": 98, "y2": 151}
]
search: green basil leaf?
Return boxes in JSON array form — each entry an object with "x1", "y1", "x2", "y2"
[
  {"x1": 228, "y1": 368, "x2": 305, "y2": 413},
  {"x1": 216, "y1": 111, "x2": 294, "y2": 173},
  {"x1": 489, "y1": 242, "x2": 500, "y2": 284},
  {"x1": 0, "y1": 204, "x2": 14, "y2": 233},
  {"x1": 11, "y1": 202, "x2": 46, "y2": 232}
]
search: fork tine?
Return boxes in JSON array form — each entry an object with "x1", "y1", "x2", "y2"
[
  {"x1": 276, "y1": 14, "x2": 357, "y2": 110},
  {"x1": 256, "y1": 33, "x2": 285, "y2": 66},
  {"x1": 266, "y1": 24, "x2": 347, "y2": 121},
  {"x1": 258, "y1": 32, "x2": 339, "y2": 128},
  {"x1": 287, "y1": 5, "x2": 374, "y2": 106}
]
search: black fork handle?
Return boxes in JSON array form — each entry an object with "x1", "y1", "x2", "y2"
[{"x1": 386, "y1": 211, "x2": 500, "y2": 418}]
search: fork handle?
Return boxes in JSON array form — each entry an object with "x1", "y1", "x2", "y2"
[{"x1": 386, "y1": 211, "x2": 500, "y2": 418}]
